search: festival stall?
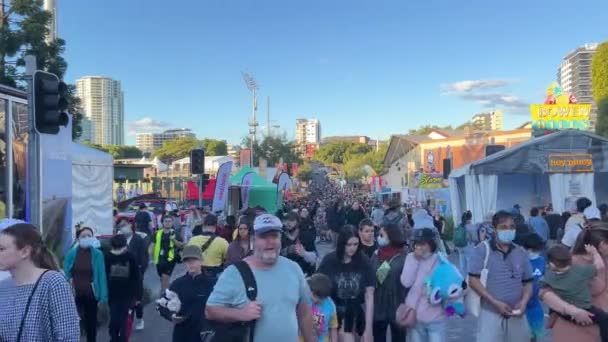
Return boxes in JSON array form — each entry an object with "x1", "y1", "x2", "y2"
[
  {"x1": 449, "y1": 83, "x2": 604, "y2": 223},
  {"x1": 405, "y1": 172, "x2": 452, "y2": 217},
  {"x1": 449, "y1": 130, "x2": 608, "y2": 223},
  {"x1": 230, "y1": 166, "x2": 278, "y2": 213}
]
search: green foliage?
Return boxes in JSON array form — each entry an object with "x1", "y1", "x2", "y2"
[
  {"x1": 593, "y1": 42, "x2": 608, "y2": 137},
  {"x1": 153, "y1": 137, "x2": 198, "y2": 163},
  {"x1": 408, "y1": 124, "x2": 453, "y2": 135},
  {"x1": 153, "y1": 137, "x2": 228, "y2": 163},
  {"x1": 314, "y1": 142, "x2": 357, "y2": 164},
  {"x1": 241, "y1": 134, "x2": 301, "y2": 167},
  {"x1": 84, "y1": 143, "x2": 143, "y2": 159},
  {"x1": 297, "y1": 162, "x2": 313, "y2": 183},
  {"x1": 201, "y1": 138, "x2": 228, "y2": 156},
  {"x1": 342, "y1": 145, "x2": 388, "y2": 182},
  {"x1": 0, "y1": 1, "x2": 83, "y2": 140}
]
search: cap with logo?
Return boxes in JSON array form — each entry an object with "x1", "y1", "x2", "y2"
[{"x1": 254, "y1": 214, "x2": 283, "y2": 235}]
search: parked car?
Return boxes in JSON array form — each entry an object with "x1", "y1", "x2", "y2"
[{"x1": 116, "y1": 198, "x2": 181, "y2": 229}]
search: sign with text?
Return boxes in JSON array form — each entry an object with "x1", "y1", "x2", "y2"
[
  {"x1": 413, "y1": 172, "x2": 448, "y2": 189},
  {"x1": 548, "y1": 153, "x2": 593, "y2": 173},
  {"x1": 531, "y1": 82, "x2": 591, "y2": 136}
]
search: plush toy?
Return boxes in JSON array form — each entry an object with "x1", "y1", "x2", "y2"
[{"x1": 425, "y1": 253, "x2": 467, "y2": 317}]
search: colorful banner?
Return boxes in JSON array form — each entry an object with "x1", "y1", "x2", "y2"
[
  {"x1": 276, "y1": 172, "x2": 292, "y2": 204},
  {"x1": 548, "y1": 153, "x2": 593, "y2": 173},
  {"x1": 240, "y1": 149, "x2": 251, "y2": 168},
  {"x1": 413, "y1": 172, "x2": 448, "y2": 189},
  {"x1": 531, "y1": 82, "x2": 591, "y2": 136},
  {"x1": 240, "y1": 171, "x2": 254, "y2": 209},
  {"x1": 212, "y1": 161, "x2": 233, "y2": 213}
]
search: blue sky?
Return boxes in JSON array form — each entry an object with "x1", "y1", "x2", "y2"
[{"x1": 59, "y1": 0, "x2": 608, "y2": 145}]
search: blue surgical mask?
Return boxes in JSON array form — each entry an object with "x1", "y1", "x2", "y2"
[
  {"x1": 497, "y1": 230, "x2": 516, "y2": 243},
  {"x1": 79, "y1": 237, "x2": 100, "y2": 249},
  {"x1": 377, "y1": 236, "x2": 389, "y2": 247}
]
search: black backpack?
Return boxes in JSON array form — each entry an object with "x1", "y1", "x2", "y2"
[{"x1": 210, "y1": 261, "x2": 258, "y2": 342}]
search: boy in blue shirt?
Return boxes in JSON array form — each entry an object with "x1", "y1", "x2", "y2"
[
  {"x1": 302, "y1": 273, "x2": 338, "y2": 342},
  {"x1": 522, "y1": 233, "x2": 546, "y2": 342}
]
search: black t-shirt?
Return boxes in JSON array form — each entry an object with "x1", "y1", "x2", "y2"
[
  {"x1": 282, "y1": 229, "x2": 316, "y2": 276},
  {"x1": 433, "y1": 216, "x2": 445, "y2": 234},
  {"x1": 134, "y1": 211, "x2": 152, "y2": 236},
  {"x1": 360, "y1": 242, "x2": 378, "y2": 259},
  {"x1": 318, "y1": 252, "x2": 375, "y2": 310}
]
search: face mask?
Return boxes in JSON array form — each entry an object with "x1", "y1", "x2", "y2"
[
  {"x1": 528, "y1": 252, "x2": 540, "y2": 260},
  {"x1": 421, "y1": 251, "x2": 432, "y2": 259},
  {"x1": 120, "y1": 227, "x2": 132, "y2": 236},
  {"x1": 497, "y1": 230, "x2": 516, "y2": 243},
  {"x1": 79, "y1": 237, "x2": 95, "y2": 248},
  {"x1": 377, "y1": 236, "x2": 389, "y2": 247}
]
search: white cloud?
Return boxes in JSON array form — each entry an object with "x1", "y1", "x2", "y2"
[
  {"x1": 441, "y1": 79, "x2": 510, "y2": 94},
  {"x1": 127, "y1": 117, "x2": 170, "y2": 136},
  {"x1": 460, "y1": 93, "x2": 529, "y2": 113}
]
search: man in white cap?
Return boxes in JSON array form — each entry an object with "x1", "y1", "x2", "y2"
[
  {"x1": 0, "y1": 218, "x2": 26, "y2": 282},
  {"x1": 206, "y1": 214, "x2": 315, "y2": 342}
]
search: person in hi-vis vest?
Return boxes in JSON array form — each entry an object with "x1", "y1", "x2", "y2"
[{"x1": 150, "y1": 215, "x2": 184, "y2": 293}]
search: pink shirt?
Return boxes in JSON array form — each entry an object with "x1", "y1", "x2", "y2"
[{"x1": 400, "y1": 253, "x2": 444, "y2": 323}]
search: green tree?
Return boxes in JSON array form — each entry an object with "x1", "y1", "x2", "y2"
[
  {"x1": 297, "y1": 162, "x2": 313, "y2": 183},
  {"x1": 84, "y1": 143, "x2": 143, "y2": 159},
  {"x1": 313, "y1": 142, "x2": 355, "y2": 164},
  {"x1": 241, "y1": 135, "x2": 300, "y2": 167},
  {"x1": 0, "y1": 0, "x2": 83, "y2": 140},
  {"x1": 153, "y1": 137, "x2": 198, "y2": 163},
  {"x1": 201, "y1": 138, "x2": 227, "y2": 156},
  {"x1": 408, "y1": 124, "x2": 453, "y2": 135},
  {"x1": 593, "y1": 41, "x2": 608, "y2": 137}
]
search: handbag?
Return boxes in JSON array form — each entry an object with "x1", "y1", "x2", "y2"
[
  {"x1": 395, "y1": 257, "x2": 437, "y2": 328},
  {"x1": 16, "y1": 270, "x2": 50, "y2": 342},
  {"x1": 465, "y1": 240, "x2": 490, "y2": 317}
]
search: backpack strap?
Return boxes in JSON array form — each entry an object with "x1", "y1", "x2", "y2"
[
  {"x1": 234, "y1": 260, "x2": 258, "y2": 341},
  {"x1": 200, "y1": 235, "x2": 217, "y2": 253}
]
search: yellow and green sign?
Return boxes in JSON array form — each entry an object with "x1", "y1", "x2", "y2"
[{"x1": 531, "y1": 82, "x2": 591, "y2": 136}]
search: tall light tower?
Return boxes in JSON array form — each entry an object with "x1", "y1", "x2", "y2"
[
  {"x1": 43, "y1": 0, "x2": 58, "y2": 43},
  {"x1": 242, "y1": 72, "x2": 258, "y2": 167}
]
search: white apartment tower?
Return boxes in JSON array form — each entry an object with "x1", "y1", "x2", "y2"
[
  {"x1": 471, "y1": 111, "x2": 503, "y2": 131},
  {"x1": 295, "y1": 119, "x2": 321, "y2": 145},
  {"x1": 135, "y1": 128, "x2": 196, "y2": 153},
  {"x1": 76, "y1": 76, "x2": 125, "y2": 145},
  {"x1": 558, "y1": 43, "x2": 598, "y2": 126}
]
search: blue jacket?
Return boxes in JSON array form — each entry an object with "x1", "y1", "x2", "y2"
[{"x1": 64, "y1": 245, "x2": 109, "y2": 303}]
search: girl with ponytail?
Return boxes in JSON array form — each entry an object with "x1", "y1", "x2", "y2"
[{"x1": 0, "y1": 222, "x2": 80, "y2": 341}]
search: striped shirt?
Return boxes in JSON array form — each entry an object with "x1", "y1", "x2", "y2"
[
  {"x1": 468, "y1": 240, "x2": 533, "y2": 312},
  {"x1": 0, "y1": 271, "x2": 80, "y2": 342}
]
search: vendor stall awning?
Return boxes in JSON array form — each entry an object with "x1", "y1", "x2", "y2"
[{"x1": 449, "y1": 130, "x2": 608, "y2": 176}]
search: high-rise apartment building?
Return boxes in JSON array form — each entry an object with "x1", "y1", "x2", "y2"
[
  {"x1": 558, "y1": 43, "x2": 598, "y2": 126},
  {"x1": 471, "y1": 111, "x2": 503, "y2": 131},
  {"x1": 76, "y1": 76, "x2": 124, "y2": 145},
  {"x1": 135, "y1": 128, "x2": 195, "y2": 153},
  {"x1": 75, "y1": 116, "x2": 93, "y2": 143},
  {"x1": 295, "y1": 119, "x2": 321, "y2": 156}
]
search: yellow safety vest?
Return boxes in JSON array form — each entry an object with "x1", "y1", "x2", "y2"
[{"x1": 154, "y1": 229, "x2": 175, "y2": 264}]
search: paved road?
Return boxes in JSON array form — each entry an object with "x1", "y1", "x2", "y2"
[{"x1": 94, "y1": 256, "x2": 552, "y2": 342}]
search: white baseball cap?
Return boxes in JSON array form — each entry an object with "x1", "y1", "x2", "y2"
[
  {"x1": 584, "y1": 207, "x2": 601, "y2": 220},
  {"x1": 254, "y1": 214, "x2": 283, "y2": 235}
]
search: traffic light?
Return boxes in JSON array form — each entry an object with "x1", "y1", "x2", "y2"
[
  {"x1": 190, "y1": 149, "x2": 205, "y2": 174},
  {"x1": 33, "y1": 71, "x2": 70, "y2": 135}
]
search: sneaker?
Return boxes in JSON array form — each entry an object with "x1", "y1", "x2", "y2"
[{"x1": 135, "y1": 319, "x2": 145, "y2": 331}]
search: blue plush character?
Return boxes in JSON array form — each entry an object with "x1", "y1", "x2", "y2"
[{"x1": 425, "y1": 253, "x2": 467, "y2": 317}]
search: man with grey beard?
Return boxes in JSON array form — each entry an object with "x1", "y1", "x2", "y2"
[{"x1": 206, "y1": 214, "x2": 315, "y2": 342}]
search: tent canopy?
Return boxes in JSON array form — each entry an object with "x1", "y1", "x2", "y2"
[
  {"x1": 230, "y1": 167, "x2": 275, "y2": 188},
  {"x1": 450, "y1": 130, "x2": 608, "y2": 177}
]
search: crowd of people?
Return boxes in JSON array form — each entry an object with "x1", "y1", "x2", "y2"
[{"x1": 2, "y1": 173, "x2": 608, "y2": 342}]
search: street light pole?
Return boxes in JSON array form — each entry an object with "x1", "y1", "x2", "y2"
[{"x1": 242, "y1": 72, "x2": 258, "y2": 167}]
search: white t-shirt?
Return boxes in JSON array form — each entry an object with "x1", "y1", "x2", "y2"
[
  {"x1": 561, "y1": 214, "x2": 584, "y2": 247},
  {"x1": 0, "y1": 271, "x2": 10, "y2": 282}
]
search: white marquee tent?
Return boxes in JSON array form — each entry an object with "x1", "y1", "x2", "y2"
[{"x1": 449, "y1": 130, "x2": 608, "y2": 223}]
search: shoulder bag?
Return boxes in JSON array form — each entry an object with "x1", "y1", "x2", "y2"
[
  {"x1": 16, "y1": 270, "x2": 50, "y2": 342},
  {"x1": 465, "y1": 240, "x2": 490, "y2": 317}
]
